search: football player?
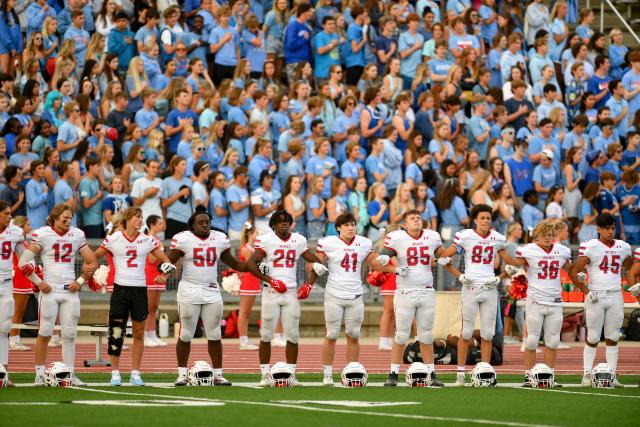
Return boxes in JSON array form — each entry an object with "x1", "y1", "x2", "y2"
[
  {"x1": 314, "y1": 212, "x2": 394, "y2": 386},
  {"x1": 569, "y1": 214, "x2": 633, "y2": 387},
  {"x1": 94, "y1": 207, "x2": 176, "y2": 386},
  {"x1": 0, "y1": 201, "x2": 26, "y2": 387},
  {"x1": 438, "y1": 204, "x2": 518, "y2": 386},
  {"x1": 243, "y1": 210, "x2": 327, "y2": 386},
  {"x1": 18, "y1": 203, "x2": 98, "y2": 386},
  {"x1": 167, "y1": 206, "x2": 253, "y2": 386},
  {"x1": 505, "y1": 219, "x2": 573, "y2": 387},
  {"x1": 378, "y1": 209, "x2": 450, "y2": 387}
]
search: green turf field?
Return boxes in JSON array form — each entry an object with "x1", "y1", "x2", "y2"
[{"x1": 2, "y1": 374, "x2": 639, "y2": 427}]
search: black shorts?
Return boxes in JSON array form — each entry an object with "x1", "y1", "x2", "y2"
[{"x1": 110, "y1": 284, "x2": 148, "y2": 322}]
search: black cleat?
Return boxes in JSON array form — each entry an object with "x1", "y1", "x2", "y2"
[
  {"x1": 430, "y1": 374, "x2": 445, "y2": 388},
  {"x1": 384, "y1": 372, "x2": 399, "y2": 387}
]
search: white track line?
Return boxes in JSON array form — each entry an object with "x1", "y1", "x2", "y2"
[
  {"x1": 72, "y1": 386, "x2": 562, "y2": 427},
  {"x1": 518, "y1": 387, "x2": 640, "y2": 399}
]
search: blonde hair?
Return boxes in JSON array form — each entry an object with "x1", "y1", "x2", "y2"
[
  {"x1": 390, "y1": 183, "x2": 415, "y2": 212},
  {"x1": 41, "y1": 16, "x2": 57, "y2": 38},
  {"x1": 374, "y1": 224, "x2": 402, "y2": 252},
  {"x1": 147, "y1": 129, "x2": 164, "y2": 150},
  {"x1": 531, "y1": 219, "x2": 556, "y2": 240},
  {"x1": 126, "y1": 57, "x2": 149, "y2": 93},
  {"x1": 46, "y1": 203, "x2": 74, "y2": 227},
  {"x1": 240, "y1": 221, "x2": 256, "y2": 245},
  {"x1": 368, "y1": 182, "x2": 385, "y2": 203},
  {"x1": 467, "y1": 170, "x2": 492, "y2": 203},
  {"x1": 108, "y1": 212, "x2": 125, "y2": 236},
  {"x1": 12, "y1": 216, "x2": 29, "y2": 229},
  {"x1": 220, "y1": 148, "x2": 239, "y2": 168},
  {"x1": 86, "y1": 33, "x2": 105, "y2": 62}
]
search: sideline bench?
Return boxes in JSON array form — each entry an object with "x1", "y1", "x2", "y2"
[{"x1": 11, "y1": 323, "x2": 110, "y2": 367}]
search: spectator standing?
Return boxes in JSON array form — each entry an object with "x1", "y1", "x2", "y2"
[
  {"x1": 63, "y1": 9, "x2": 90, "y2": 70},
  {"x1": 283, "y1": 3, "x2": 313, "y2": 84},
  {"x1": 398, "y1": 13, "x2": 424, "y2": 90},
  {"x1": 130, "y1": 159, "x2": 163, "y2": 222},
  {"x1": 345, "y1": 5, "x2": 367, "y2": 86},
  {"x1": 25, "y1": 160, "x2": 48, "y2": 230},
  {"x1": 161, "y1": 156, "x2": 192, "y2": 239},
  {"x1": 227, "y1": 166, "x2": 251, "y2": 242},
  {"x1": 0, "y1": 165, "x2": 25, "y2": 216},
  {"x1": 79, "y1": 158, "x2": 104, "y2": 238}
]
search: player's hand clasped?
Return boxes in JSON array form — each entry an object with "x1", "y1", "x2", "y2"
[
  {"x1": 586, "y1": 291, "x2": 598, "y2": 303},
  {"x1": 629, "y1": 283, "x2": 640, "y2": 297},
  {"x1": 458, "y1": 274, "x2": 474, "y2": 287},
  {"x1": 483, "y1": 277, "x2": 501, "y2": 288},
  {"x1": 20, "y1": 262, "x2": 35, "y2": 277},
  {"x1": 159, "y1": 262, "x2": 176, "y2": 274},
  {"x1": 576, "y1": 272, "x2": 587, "y2": 282},
  {"x1": 297, "y1": 283, "x2": 313, "y2": 299},
  {"x1": 375, "y1": 255, "x2": 390, "y2": 265},
  {"x1": 505, "y1": 265, "x2": 520, "y2": 277},
  {"x1": 311, "y1": 263, "x2": 328, "y2": 276},
  {"x1": 437, "y1": 257, "x2": 452, "y2": 266}
]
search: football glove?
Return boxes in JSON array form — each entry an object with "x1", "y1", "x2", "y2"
[
  {"x1": 505, "y1": 265, "x2": 520, "y2": 277},
  {"x1": 269, "y1": 278, "x2": 287, "y2": 293},
  {"x1": 458, "y1": 274, "x2": 474, "y2": 287},
  {"x1": 576, "y1": 272, "x2": 587, "y2": 282},
  {"x1": 586, "y1": 291, "x2": 598, "y2": 303},
  {"x1": 375, "y1": 255, "x2": 390, "y2": 266},
  {"x1": 437, "y1": 257, "x2": 452, "y2": 266},
  {"x1": 258, "y1": 262, "x2": 269, "y2": 275},
  {"x1": 20, "y1": 262, "x2": 35, "y2": 277},
  {"x1": 312, "y1": 263, "x2": 328, "y2": 276},
  {"x1": 395, "y1": 266, "x2": 408, "y2": 276},
  {"x1": 86, "y1": 277, "x2": 102, "y2": 292},
  {"x1": 629, "y1": 283, "x2": 640, "y2": 297},
  {"x1": 297, "y1": 283, "x2": 313, "y2": 300},
  {"x1": 159, "y1": 263, "x2": 176, "y2": 274},
  {"x1": 483, "y1": 277, "x2": 501, "y2": 288}
]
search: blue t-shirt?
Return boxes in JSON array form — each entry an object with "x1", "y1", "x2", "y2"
[
  {"x1": 313, "y1": 31, "x2": 340, "y2": 79},
  {"x1": 398, "y1": 31, "x2": 424, "y2": 78},
  {"x1": 622, "y1": 70, "x2": 640, "y2": 120},
  {"x1": 161, "y1": 176, "x2": 192, "y2": 223},
  {"x1": 209, "y1": 26, "x2": 240, "y2": 66},
  {"x1": 209, "y1": 188, "x2": 227, "y2": 232},
  {"x1": 79, "y1": 177, "x2": 102, "y2": 226},
  {"x1": 440, "y1": 196, "x2": 467, "y2": 225},
  {"x1": 345, "y1": 23, "x2": 365, "y2": 68},
  {"x1": 521, "y1": 203, "x2": 544, "y2": 232},
  {"x1": 532, "y1": 164, "x2": 558, "y2": 200},
  {"x1": 306, "y1": 155, "x2": 338, "y2": 199},
  {"x1": 165, "y1": 108, "x2": 198, "y2": 154},
  {"x1": 227, "y1": 184, "x2": 249, "y2": 231},
  {"x1": 57, "y1": 121, "x2": 78, "y2": 162},
  {"x1": 367, "y1": 200, "x2": 389, "y2": 224},
  {"x1": 506, "y1": 157, "x2": 534, "y2": 197}
]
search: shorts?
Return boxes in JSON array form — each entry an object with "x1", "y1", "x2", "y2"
[
  {"x1": 110, "y1": 284, "x2": 149, "y2": 322},
  {"x1": 379, "y1": 273, "x2": 397, "y2": 296},
  {"x1": 266, "y1": 35, "x2": 284, "y2": 57},
  {"x1": 585, "y1": 290, "x2": 624, "y2": 343},
  {"x1": 240, "y1": 272, "x2": 261, "y2": 296}
]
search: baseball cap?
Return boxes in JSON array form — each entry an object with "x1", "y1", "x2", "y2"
[{"x1": 540, "y1": 149, "x2": 554, "y2": 160}]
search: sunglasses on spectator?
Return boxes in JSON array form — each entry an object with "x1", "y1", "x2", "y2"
[
  {"x1": 197, "y1": 147, "x2": 205, "y2": 151},
  {"x1": 72, "y1": 109, "x2": 80, "y2": 112}
]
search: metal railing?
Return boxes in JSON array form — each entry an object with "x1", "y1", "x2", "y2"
[{"x1": 598, "y1": 0, "x2": 640, "y2": 45}]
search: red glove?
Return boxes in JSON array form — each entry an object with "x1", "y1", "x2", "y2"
[
  {"x1": 269, "y1": 278, "x2": 287, "y2": 293},
  {"x1": 86, "y1": 277, "x2": 102, "y2": 292},
  {"x1": 297, "y1": 283, "x2": 313, "y2": 300},
  {"x1": 20, "y1": 262, "x2": 34, "y2": 277}
]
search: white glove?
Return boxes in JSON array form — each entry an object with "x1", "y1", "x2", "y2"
[
  {"x1": 629, "y1": 283, "x2": 640, "y2": 297},
  {"x1": 258, "y1": 262, "x2": 269, "y2": 275},
  {"x1": 586, "y1": 291, "x2": 598, "y2": 303},
  {"x1": 395, "y1": 266, "x2": 408, "y2": 276},
  {"x1": 376, "y1": 255, "x2": 390, "y2": 266},
  {"x1": 483, "y1": 277, "x2": 501, "y2": 288},
  {"x1": 458, "y1": 274, "x2": 473, "y2": 287},
  {"x1": 437, "y1": 257, "x2": 452, "y2": 266},
  {"x1": 576, "y1": 272, "x2": 586, "y2": 282},
  {"x1": 312, "y1": 262, "x2": 328, "y2": 276},
  {"x1": 505, "y1": 265, "x2": 520, "y2": 277},
  {"x1": 159, "y1": 263, "x2": 176, "y2": 274}
]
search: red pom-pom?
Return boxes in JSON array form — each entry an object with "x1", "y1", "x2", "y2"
[
  {"x1": 222, "y1": 268, "x2": 237, "y2": 278},
  {"x1": 367, "y1": 271, "x2": 385, "y2": 287},
  {"x1": 86, "y1": 277, "x2": 102, "y2": 292},
  {"x1": 106, "y1": 127, "x2": 118, "y2": 142},
  {"x1": 509, "y1": 273, "x2": 528, "y2": 300}
]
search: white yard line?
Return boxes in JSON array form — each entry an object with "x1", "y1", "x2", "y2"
[
  {"x1": 518, "y1": 387, "x2": 640, "y2": 399},
  {"x1": 71, "y1": 386, "x2": 563, "y2": 427}
]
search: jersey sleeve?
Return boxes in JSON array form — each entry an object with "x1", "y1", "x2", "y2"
[
  {"x1": 621, "y1": 241, "x2": 632, "y2": 262},
  {"x1": 297, "y1": 234, "x2": 308, "y2": 255},
  {"x1": 253, "y1": 235, "x2": 267, "y2": 256},
  {"x1": 220, "y1": 233, "x2": 231, "y2": 253},
  {"x1": 362, "y1": 238, "x2": 373, "y2": 256},
  {"x1": 316, "y1": 237, "x2": 328, "y2": 255},
  {"x1": 560, "y1": 245, "x2": 572, "y2": 264},
  {"x1": 383, "y1": 231, "x2": 399, "y2": 253},
  {"x1": 75, "y1": 229, "x2": 88, "y2": 250},
  {"x1": 494, "y1": 232, "x2": 507, "y2": 252},
  {"x1": 431, "y1": 230, "x2": 443, "y2": 251},
  {"x1": 30, "y1": 227, "x2": 47, "y2": 249},
  {"x1": 99, "y1": 234, "x2": 114, "y2": 253},
  {"x1": 453, "y1": 230, "x2": 464, "y2": 247},
  {"x1": 515, "y1": 244, "x2": 526, "y2": 259},
  {"x1": 170, "y1": 233, "x2": 186, "y2": 253},
  {"x1": 635, "y1": 248, "x2": 640, "y2": 263}
]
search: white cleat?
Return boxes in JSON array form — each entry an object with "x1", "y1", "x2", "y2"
[
  {"x1": 258, "y1": 375, "x2": 271, "y2": 387},
  {"x1": 582, "y1": 373, "x2": 592, "y2": 386},
  {"x1": 290, "y1": 375, "x2": 301, "y2": 387},
  {"x1": 144, "y1": 337, "x2": 160, "y2": 347},
  {"x1": 455, "y1": 372, "x2": 465, "y2": 387},
  {"x1": 71, "y1": 375, "x2": 86, "y2": 387},
  {"x1": 323, "y1": 376, "x2": 334, "y2": 386},
  {"x1": 48, "y1": 335, "x2": 61, "y2": 347},
  {"x1": 9, "y1": 341, "x2": 31, "y2": 351},
  {"x1": 239, "y1": 343, "x2": 259, "y2": 350},
  {"x1": 34, "y1": 374, "x2": 45, "y2": 386},
  {"x1": 153, "y1": 337, "x2": 168, "y2": 347},
  {"x1": 612, "y1": 377, "x2": 623, "y2": 388},
  {"x1": 378, "y1": 343, "x2": 393, "y2": 351}
]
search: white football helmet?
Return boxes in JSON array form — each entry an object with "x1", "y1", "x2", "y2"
[
  {"x1": 530, "y1": 363, "x2": 554, "y2": 388},
  {"x1": 591, "y1": 363, "x2": 614, "y2": 388},
  {"x1": 44, "y1": 362, "x2": 72, "y2": 387},
  {"x1": 0, "y1": 363, "x2": 8, "y2": 388},
  {"x1": 341, "y1": 362, "x2": 368, "y2": 387},
  {"x1": 268, "y1": 362, "x2": 294, "y2": 387},
  {"x1": 187, "y1": 360, "x2": 214, "y2": 386},
  {"x1": 405, "y1": 362, "x2": 433, "y2": 387},
  {"x1": 471, "y1": 362, "x2": 497, "y2": 387}
]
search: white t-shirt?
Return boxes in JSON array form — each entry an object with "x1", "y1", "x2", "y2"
[
  {"x1": 317, "y1": 235, "x2": 372, "y2": 299},
  {"x1": 579, "y1": 239, "x2": 632, "y2": 292},
  {"x1": 100, "y1": 231, "x2": 160, "y2": 287},
  {"x1": 254, "y1": 232, "x2": 308, "y2": 289},
  {"x1": 130, "y1": 176, "x2": 163, "y2": 220},
  {"x1": 31, "y1": 226, "x2": 87, "y2": 292},
  {"x1": 516, "y1": 243, "x2": 571, "y2": 306},
  {"x1": 454, "y1": 228, "x2": 506, "y2": 286},
  {"x1": 171, "y1": 230, "x2": 231, "y2": 304},
  {"x1": 384, "y1": 229, "x2": 443, "y2": 290},
  {"x1": 0, "y1": 224, "x2": 24, "y2": 283},
  {"x1": 545, "y1": 202, "x2": 565, "y2": 219}
]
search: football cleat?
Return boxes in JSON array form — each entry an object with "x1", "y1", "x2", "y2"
[
  {"x1": 174, "y1": 376, "x2": 188, "y2": 386},
  {"x1": 455, "y1": 372, "x2": 466, "y2": 387},
  {"x1": 581, "y1": 373, "x2": 592, "y2": 387},
  {"x1": 129, "y1": 374, "x2": 145, "y2": 386},
  {"x1": 239, "y1": 343, "x2": 259, "y2": 350},
  {"x1": 70, "y1": 375, "x2": 86, "y2": 387},
  {"x1": 430, "y1": 373, "x2": 445, "y2": 388},
  {"x1": 384, "y1": 372, "x2": 399, "y2": 387},
  {"x1": 34, "y1": 374, "x2": 45, "y2": 387},
  {"x1": 612, "y1": 377, "x2": 623, "y2": 388},
  {"x1": 258, "y1": 375, "x2": 270, "y2": 387},
  {"x1": 214, "y1": 376, "x2": 232, "y2": 386},
  {"x1": 323, "y1": 375, "x2": 334, "y2": 386},
  {"x1": 144, "y1": 337, "x2": 160, "y2": 347},
  {"x1": 110, "y1": 374, "x2": 122, "y2": 386}
]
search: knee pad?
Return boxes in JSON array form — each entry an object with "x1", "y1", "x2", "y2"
[
  {"x1": 285, "y1": 329, "x2": 299, "y2": 344},
  {"x1": 345, "y1": 323, "x2": 361, "y2": 340},
  {"x1": 394, "y1": 331, "x2": 410, "y2": 346},
  {"x1": 107, "y1": 316, "x2": 126, "y2": 357},
  {"x1": 179, "y1": 327, "x2": 195, "y2": 343},
  {"x1": 418, "y1": 331, "x2": 434, "y2": 345},
  {"x1": 325, "y1": 324, "x2": 340, "y2": 340},
  {"x1": 38, "y1": 319, "x2": 55, "y2": 337},
  {"x1": 260, "y1": 328, "x2": 274, "y2": 343},
  {"x1": 204, "y1": 327, "x2": 221, "y2": 341},
  {"x1": 587, "y1": 330, "x2": 601, "y2": 346},
  {"x1": 526, "y1": 334, "x2": 540, "y2": 351},
  {"x1": 61, "y1": 325, "x2": 77, "y2": 340},
  {"x1": 461, "y1": 323, "x2": 474, "y2": 341},
  {"x1": 545, "y1": 334, "x2": 560, "y2": 350}
]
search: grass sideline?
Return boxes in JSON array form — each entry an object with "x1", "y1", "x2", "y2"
[{"x1": 1, "y1": 374, "x2": 639, "y2": 427}]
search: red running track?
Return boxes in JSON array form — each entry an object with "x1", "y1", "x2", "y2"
[{"x1": 7, "y1": 342, "x2": 640, "y2": 374}]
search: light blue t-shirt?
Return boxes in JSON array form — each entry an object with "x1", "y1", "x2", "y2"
[
  {"x1": 79, "y1": 177, "x2": 102, "y2": 226},
  {"x1": 346, "y1": 23, "x2": 365, "y2": 68},
  {"x1": 398, "y1": 31, "x2": 424, "y2": 78},
  {"x1": 161, "y1": 176, "x2": 193, "y2": 223},
  {"x1": 208, "y1": 187, "x2": 227, "y2": 232},
  {"x1": 227, "y1": 184, "x2": 249, "y2": 232},
  {"x1": 532, "y1": 164, "x2": 558, "y2": 200},
  {"x1": 57, "y1": 121, "x2": 78, "y2": 162},
  {"x1": 209, "y1": 26, "x2": 239, "y2": 66},
  {"x1": 306, "y1": 155, "x2": 338, "y2": 199},
  {"x1": 440, "y1": 196, "x2": 467, "y2": 225}
]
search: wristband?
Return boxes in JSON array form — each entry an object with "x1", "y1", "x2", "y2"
[{"x1": 76, "y1": 277, "x2": 86, "y2": 286}]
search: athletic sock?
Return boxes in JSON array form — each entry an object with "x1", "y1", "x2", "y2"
[
  {"x1": 384, "y1": 337, "x2": 393, "y2": 346},
  {"x1": 323, "y1": 365, "x2": 333, "y2": 377},
  {"x1": 260, "y1": 364, "x2": 270, "y2": 376},
  {"x1": 240, "y1": 336, "x2": 249, "y2": 346},
  {"x1": 62, "y1": 337, "x2": 75, "y2": 372},
  {"x1": 427, "y1": 363, "x2": 435, "y2": 373},
  {"x1": 150, "y1": 331, "x2": 157, "y2": 339},
  {"x1": 144, "y1": 331, "x2": 149, "y2": 338},
  {"x1": 390, "y1": 364, "x2": 400, "y2": 375},
  {"x1": 111, "y1": 370, "x2": 120, "y2": 377},
  {"x1": 9, "y1": 335, "x2": 18, "y2": 345},
  {"x1": 457, "y1": 366, "x2": 465, "y2": 373},
  {"x1": 178, "y1": 367, "x2": 187, "y2": 378},
  {"x1": 583, "y1": 345, "x2": 597, "y2": 374},
  {"x1": 35, "y1": 365, "x2": 45, "y2": 377},
  {"x1": 606, "y1": 346, "x2": 619, "y2": 373},
  {"x1": 213, "y1": 369, "x2": 223, "y2": 378}
]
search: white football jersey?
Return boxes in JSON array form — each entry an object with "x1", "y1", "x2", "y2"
[
  {"x1": 171, "y1": 230, "x2": 231, "y2": 303},
  {"x1": 254, "y1": 232, "x2": 308, "y2": 289},
  {"x1": 100, "y1": 231, "x2": 159, "y2": 287},
  {"x1": 454, "y1": 229, "x2": 506, "y2": 286},
  {"x1": 516, "y1": 243, "x2": 571, "y2": 306},
  {"x1": 384, "y1": 229, "x2": 443, "y2": 290},
  {"x1": 579, "y1": 239, "x2": 632, "y2": 292},
  {"x1": 31, "y1": 226, "x2": 87, "y2": 291},
  {"x1": 317, "y1": 235, "x2": 372, "y2": 299},
  {"x1": 0, "y1": 224, "x2": 24, "y2": 283}
]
